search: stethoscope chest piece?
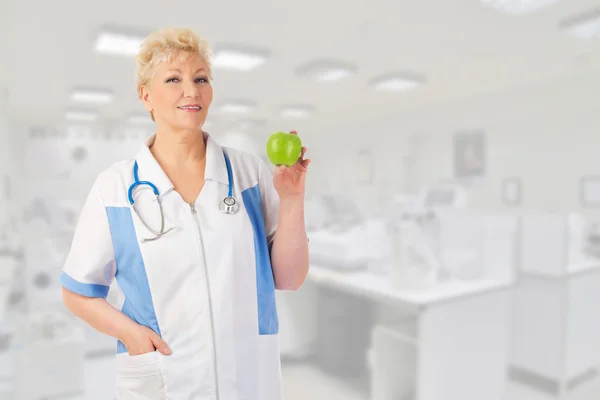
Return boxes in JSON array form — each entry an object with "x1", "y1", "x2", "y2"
[{"x1": 220, "y1": 196, "x2": 238, "y2": 214}]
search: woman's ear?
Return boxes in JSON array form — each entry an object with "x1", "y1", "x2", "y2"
[
  {"x1": 139, "y1": 85, "x2": 154, "y2": 121},
  {"x1": 140, "y1": 85, "x2": 151, "y2": 108}
]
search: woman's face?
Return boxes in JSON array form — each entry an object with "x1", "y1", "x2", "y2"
[{"x1": 141, "y1": 51, "x2": 213, "y2": 132}]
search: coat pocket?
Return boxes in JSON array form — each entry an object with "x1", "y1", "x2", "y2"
[{"x1": 115, "y1": 350, "x2": 167, "y2": 400}]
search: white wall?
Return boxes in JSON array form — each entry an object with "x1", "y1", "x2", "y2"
[
  {"x1": 22, "y1": 127, "x2": 148, "y2": 205},
  {"x1": 304, "y1": 118, "x2": 410, "y2": 220},
  {"x1": 304, "y1": 68, "x2": 600, "y2": 220},
  {"x1": 412, "y1": 117, "x2": 600, "y2": 216}
]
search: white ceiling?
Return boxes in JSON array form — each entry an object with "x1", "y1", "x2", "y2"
[{"x1": 4, "y1": 0, "x2": 600, "y2": 137}]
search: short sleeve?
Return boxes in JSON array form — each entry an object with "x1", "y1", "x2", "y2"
[
  {"x1": 258, "y1": 158, "x2": 280, "y2": 246},
  {"x1": 59, "y1": 178, "x2": 116, "y2": 298}
]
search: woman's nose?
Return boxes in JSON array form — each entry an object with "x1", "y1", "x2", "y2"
[{"x1": 183, "y1": 81, "x2": 199, "y2": 98}]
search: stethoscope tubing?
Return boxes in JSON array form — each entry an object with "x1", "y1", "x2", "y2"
[{"x1": 129, "y1": 150, "x2": 236, "y2": 241}]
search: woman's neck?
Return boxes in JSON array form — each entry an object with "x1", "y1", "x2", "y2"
[{"x1": 150, "y1": 129, "x2": 206, "y2": 169}]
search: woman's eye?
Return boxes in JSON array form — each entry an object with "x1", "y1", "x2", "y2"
[{"x1": 166, "y1": 77, "x2": 208, "y2": 83}]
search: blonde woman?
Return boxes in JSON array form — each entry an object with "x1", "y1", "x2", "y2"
[{"x1": 60, "y1": 27, "x2": 311, "y2": 399}]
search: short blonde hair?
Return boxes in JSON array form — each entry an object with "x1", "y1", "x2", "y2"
[{"x1": 135, "y1": 28, "x2": 213, "y2": 99}]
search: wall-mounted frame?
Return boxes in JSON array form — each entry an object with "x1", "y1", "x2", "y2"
[
  {"x1": 454, "y1": 130, "x2": 486, "y2": 181},
  {"x1": 502, "y1": 177, "x2": 521, "y2": 206},
  {"x1": 579, "y1": 176, "x2": 600, "y2": 207}
]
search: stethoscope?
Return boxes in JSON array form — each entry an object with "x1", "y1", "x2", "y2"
[{"x1": 127, "y1": 150, "x2": 238, "y2": 242}]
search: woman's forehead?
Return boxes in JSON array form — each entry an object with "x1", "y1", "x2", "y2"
[{"x1": 156, "y1": 52, "x2": 208, "y2": 72}]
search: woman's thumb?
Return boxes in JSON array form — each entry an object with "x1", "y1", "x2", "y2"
[{"x1": 150, "y1": 333, "x2": 171, "y2": 355}]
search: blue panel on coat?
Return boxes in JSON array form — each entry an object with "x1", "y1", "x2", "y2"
[
  {"x1": 59, "y1": 272, "x2": 110, "y2": 298},
  {"x1": 241, "y1": 184, "x2": 279, "y2": 335},
  {"x1": 105, "y1": 206, "x2": 162, "y2": 353}
]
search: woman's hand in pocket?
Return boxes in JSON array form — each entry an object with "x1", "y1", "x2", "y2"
[{"x1": 123, "y1": 325, "x2": 171, "y2": 356}]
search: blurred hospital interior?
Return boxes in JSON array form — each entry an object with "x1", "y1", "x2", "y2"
[{"x1": 2, "y1": 0, "x2": 600, "y2": 399}]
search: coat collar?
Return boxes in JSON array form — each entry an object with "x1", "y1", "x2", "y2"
[{"x1": 134, "y1": 131, "x2": 229, "y2": 197}]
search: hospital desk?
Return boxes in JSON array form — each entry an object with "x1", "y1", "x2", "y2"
[{"x1": 306, "y1": 265, "x2": 513, "y2": 400}]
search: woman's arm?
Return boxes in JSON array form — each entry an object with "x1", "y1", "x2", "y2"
[
  {"x1": 270, "y1": 194, "x2": 309, "y2": 291},
  {"x1": 260, "y1": 130, "x2": 311, "y2": 291},
  {"x1": 62, "y1": 288, "x2": 171, "y2": 355}
]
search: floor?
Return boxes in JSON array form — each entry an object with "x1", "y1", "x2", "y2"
[
  {"x1": 282, "y1": 360, "x2": 369, "y2": 400},
  {"x1": 3, "y1": 353, "x2": 600, "y2": 399},
  {"x1": 30, "y1": 355, "x2": 369, "y2": 400}
]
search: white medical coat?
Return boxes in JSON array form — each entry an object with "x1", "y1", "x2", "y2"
[{"x1": 60, "y1": 133, "x2": 283, "y2": 400}]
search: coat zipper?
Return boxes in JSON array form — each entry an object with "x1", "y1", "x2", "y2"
[{"x1": 190, "y1": 202, "x2": 220, "y2": 400}]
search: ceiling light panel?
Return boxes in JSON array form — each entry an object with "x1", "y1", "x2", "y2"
[
  {"x1": 480, "y1": 0, "x2": 561, "y2": 15},
  {"x1": 212, "y1": 45, "x2": 269, "y2": 71},
  {"x1": 217, "y1": 100, "x2": 257, "y2": 114},
  {"x1": 126, "y1": 113, "x2": 154, "y2": 125},
  {"x1": 560, "y1": 8, "x2": 600, "y2": 40},
  {"x1": 71, "y1": 88, "x2": 114, "y2": 104},
  {"x1": 65, "y1": 110, "x2": 99, "y2": 122},
  {"x1": 94, "y1": 29, "x2": 145, "y2": 56},
  {"x1": 280, "y1": 105, "x2": 316, "y2": 118},
  {"x1": 370, "y1": 73, "x2": 426, "y2": 92},
  {"x1": 295, "y1": 60, "x2": 357, "y2": 82},
  {"x1": 233, "y1": 119, "x2": 267, "y2": 130}
]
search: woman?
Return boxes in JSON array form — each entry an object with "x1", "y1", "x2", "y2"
[{"x1": 60, "y1": 28, "x2": 311, "y2": 400}]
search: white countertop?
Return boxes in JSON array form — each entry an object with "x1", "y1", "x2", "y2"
[
  {"x1": 518, "y1": 260, "x2": 600, "y2": 278},
  {"x1": 307, "y1": 265, "x2": 513, "y2": 311},
  {"x1": 566, "y1": 260, "x2": 600, "y2": 275}
]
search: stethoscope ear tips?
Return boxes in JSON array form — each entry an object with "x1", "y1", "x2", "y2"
[{"x1": 220, "y1": 196, "x2": 238, "y2": 214}]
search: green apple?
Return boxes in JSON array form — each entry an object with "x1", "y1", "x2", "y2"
[{"x1": 266, "y1": 131, "x2": 302, "y2": 166}]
